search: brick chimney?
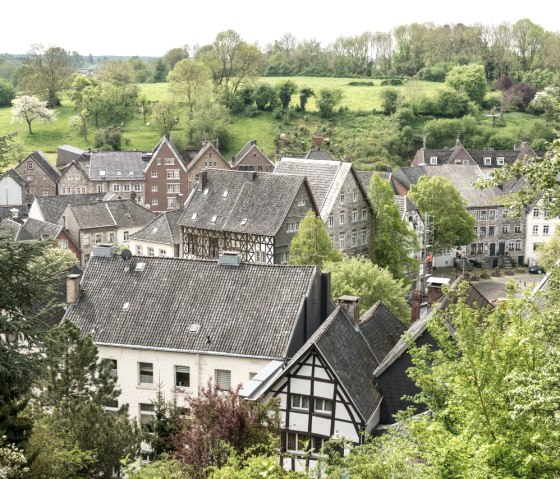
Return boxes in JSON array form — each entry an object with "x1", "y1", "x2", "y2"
[
  {"x1": 312, "y1": 135, "x2": 324, "y2": 149},
  {"x1": 199, "y1": 170, "x2": 208, "y2": 191},
  {"x1": 67, "y1": 273, "x2": 81, "y2": 304},
  {"x1": 336, "y1": 295, "x2": 361, "y2": 323},
  {"x1": 410, "y1": 289, "x2": 422, "y2": 323},
  {"x1": 426, "y1": 277, "x2": 449, "y2": 306}
]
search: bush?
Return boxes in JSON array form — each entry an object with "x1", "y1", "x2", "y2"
[
  {"x1": 433, "y1": 88, "x2": 470, "y2": 117},
  {"x1": 93, "y1": 127, "x2": 122, "y2": 151},
  {"x1": 348, "y1": 81, "x2": 374, "y2": 86},
  {"x1": 504, "y1": 83, "x2": 537, "y2": 110},
  {"x1": 380, "y1": 88, "x2": 400, "y2": 115},
  {"x1": 394, "y1": 107, "x2": 415, "y2": 127},
  {"x1": 481, "y1": 92, "x2": 502, "y2": 110},
  {"x1": 416, "y1": 62, "x2": 455, "y2": 82},
  {"x1": 0, "y1": 78, "x2": 16, "y2": 107},
  {"x1": 380, "y1": 78, "x2": 404, "y2": 86}
]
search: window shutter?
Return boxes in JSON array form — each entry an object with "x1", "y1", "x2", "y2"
[{"x1": 215, "y1": 369, "x2": 231, "y2": 389}]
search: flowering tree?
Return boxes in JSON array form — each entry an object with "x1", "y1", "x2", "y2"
[{"x1": 11, "y1": 95, "x2": 56, "y2": 134}]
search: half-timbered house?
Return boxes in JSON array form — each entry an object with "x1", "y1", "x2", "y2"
[{"x1": 178, "y1": 169, "x2": 319, "y2": 264}]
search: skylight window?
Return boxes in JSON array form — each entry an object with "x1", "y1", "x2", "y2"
[
  {"x1": 210, "y1": 215, "x2": 217, "y2": 223},
  {"x1": 222, "y1": 190, "x2": 229, "y2": 198},
  {"x1": 134, "y1": 262, "x2": 146, "y2": 272},
  {"x1": 123, "y1": 302, "x2": 130, "y2": 311},
  {"x1": 99, "y1": 170, "x2": 106, "y2": 176},
  {"x1": 116, "y1": 170, "x2": 122, "y2": 176},
  {"x1": 191, "y1": 213, "x2": 198, "y2": 220},
  {"x1": 189, "y1": 324, "x2": 200, "y2": 333},
  {"x1": 203, "y1": 188, "x2": 209, "y2": 195},
  {"x1": 240, "y1": 218, "x2": 247, "y2": 226},
  {"x1": 129, "y1": 171, "x2": 134, "y2": 176}
]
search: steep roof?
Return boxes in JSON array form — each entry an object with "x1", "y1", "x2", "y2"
[
  {"x1": 129, "y1": 209, "x2": 182, "y2": 245},
  {"x1": 187, "y1": 142, "x2": 227, "y2": 171},
  {"x1": 231, "y1": 141, "x2": 274, "y2": 169},
  {"x1": 26, "y1": 150, "x2": 61, "y2": 182},
  {"x1": 3, "y1": 168, "x2": 27, "y2": 187},
  {"x1": 0, "y1": 218, "x2": 21, "y2": 240},
  {"x1": 33, "y1": 193, "x2": 105, "y2": 223},
  {"x1": 65, "y1": 255, "x2": 317, "y2": 359},
  {"x1": 374, "y1": 279, "x2": 493, "y2": 377},
  {"x1": 393, "y1": 166, "x2": 427, "y2": 190},
  {"x1": 303, "y1": 150, "x2": 336, "y2": 161},
  {"x1": 66, "y1": 200, "x2": 155, "y2": 229},
  {"x1": 178, "y1": 170, "x2": 318, "y2": 236},
  {"x1": 88, "y1": 151, "x2": 147, "y2": 180},
  {"x1": 15, "y1": 218, "x2": 61, "y2": 241},
  {"x1": 145, "y1": 136, "x2": 187, "y2": 172}
]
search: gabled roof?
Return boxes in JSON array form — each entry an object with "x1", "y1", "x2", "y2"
[
  {"x1": 129, "y1": 209, "x2": 182, "y2": 245},
  {"x1": 88, "y1": 151, "x2": 146, "y2": 180},
  {"x1": 32, "y1": 193, "x2": 105, "y2": 224},
  {"x1": 2, "y1": 168, "x2": 27, "y2": 187},
  {"x1": 65, "y1": 255, "x2": 318, "y2": 359},
  {"x1": 65, "y1": 200, "x2": 155, "y2": 230},
  {"x1": 393, "y1": 166, "x2": 427, "y2": 190},
  {"x1": 58, "y1": 144, "x2": 86, "y2": 155},
  {"x1": 15, "y1": 217, "x2": 62, "y2": 241},
  {"x1": 178, "y1": 170, "x2": 318, "y2": 236},
  {"x1": 24, "y1": 150, "x2": 61, "y2": 182},
  {"x1": 144, "y1": 136, "x2": 186, "y2": 172},
  {"x1": 231, "y1": 141, "x2": 274, "y2": 169},
  {"x1": 394, "y1": 195, "x2": 418, "y2": 219},
  {"x1": 303, "y1": 150, "x2": 336, "y2": 161},
  {"x1": 374, "y1": 279, "x2": 493, "y2": 377},
  {"x1": 187, "y1": 142, "x2": 227, "y2": 171},
  {"x1": 59, "y1": 158, "x2": 90, "y2": 178},
  {"x1": 0, "y1": 218, "x2": 21, "y2": 240}
]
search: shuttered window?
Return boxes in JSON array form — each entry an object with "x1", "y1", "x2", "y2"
[{"x1": 215, "y1": 369, "x2": 231, "y2": 390}]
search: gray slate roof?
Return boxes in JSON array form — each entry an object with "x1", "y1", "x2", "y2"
[
  {"x1": 393, "y1": 166, "x2": 427, "y2": 190},
  {"x1": 15, "y1": 218, "x2": 61, "y2": 241},
  {"x1": 129, "y1": 209, "x2": 182, "y2": 245},
  {"x1": 25, "y1": 151, "x2": 61, "y2": 182},
  {"x1": 179, "y1": 170, "x2": 316, "y2": 236},
  {"x1": 65, "y1": 255, "x2": 317, "y2": 358},
  {"x1": 33, "y1": 193, "x2": 105, "y2": 224},
  {"x1": 231, "y1": 141, "x2": 274, "y2": 168},
  {"x1": 67, "y1": 200, "x2": 155, "y2": 230},
  {"x1": 0, "y1": 218, "x2": 21, "y2": 240},
  {"x1": 4, "y1": 168, "x2": 27, "y2": 186},
  {"x1": 303, "y1": 150, "x2": 336, "y2": 161},
  {"x1": 88, "y1": 151, "x2": 147, "y2": 180}
]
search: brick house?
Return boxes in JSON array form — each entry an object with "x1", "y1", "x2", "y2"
[
  {"x1": 178, "y1": 170, "x2": 319, "y2": 264},
  {"x1": 143, "y1": 136, "x2": 188, "y2": 212},
  {"x1": 274, "y1": 158, "x2": 373, "y2": 258},
  {"x1": 14, "y1": 151, "x2": 61, "y2": 206},
  {"x1": 185, "y1": 142, "x2": 231, "y2": 196},
  {"x1": 230, "y1": 140, "x2": 275, "y2": 172}
]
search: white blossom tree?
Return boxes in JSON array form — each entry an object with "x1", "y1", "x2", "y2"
[{"x1": 11, "y1": 95, "x2": 56, "y2": 134}]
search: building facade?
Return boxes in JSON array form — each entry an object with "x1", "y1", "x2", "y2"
[
  {"x1": 14, "y1": 151, "x2": 61, "y2": 206},
  {"x1": 230, "y1": 140, "x2": 275, "y2": 172},
  {"x1": 185, "y1": 142, "x2": 231, "y2": 196}
]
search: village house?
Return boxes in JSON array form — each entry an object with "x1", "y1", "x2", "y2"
[
  {"x1": 230, "y1": 140, "x2": 275, "y2": 172},
  {"x1": 28, "y1": 193, "x2": 104, "y2": 224},
  {"x1": 13, "y1": 217, "x2": 79, "y2": 260},
  {"x1": 274, "y1": 158, "x2": 373, "y2": 258},
  {"x1": 179, "y1": 169, "x2": 318, "y2": 264},
  {"x1": 58, "y1": 199, "x2": 156, "y2": 265},
  {"x1": 0, "y1": 169, "x2": 26, "y2": 206},
  {"x1": 14, "y1": 150, "x2": 61, "y2": 206},
  {"x1": 525, "y1": 198, "x2": 560, "y2": 267},
  {"x1": 64, "y1": 252, "x2": 334, "y2": 444},
  {"x1": 57, "y1": 159, "x2": 91, "y2": 195},
  {"x1": 185, "y1": 141, "x2": 231, "y2": 196},
  {"x1": 128, "y1": 209, "x2": 183, "y2": 258}
]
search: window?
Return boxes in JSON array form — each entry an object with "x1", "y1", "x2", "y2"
[
  {"x1": 96, "y1": 185, "x2": 104, "y2": 193},
  {"x1": 352, "y1": 191, "x2": 357, "y2": 202},
  {"x1": 473, "y1": 227, "x2": 477, "y2": 236},
  {"x1": 152, "y1": 198, "x2": 158, "y2": 206},
  {"x1": 194, "y1": 174, "x2": 200, "y2": 183},
  {"x1": 287, "y1": 432, "x2": 309, "y2": 452},
  {"x1": 339, "y1": 236, "x2": 345, "y2": 250},
  {"x1": 151, "y1": 170, "x2": 157, "y2": 178},
  {"x1": 515, "y1": 239, "x2": 522, "y2": 251},
  {"x1": 147, "y1": 247, "x2": 155, "y2": 257},
  {"x1": 532, "y1": 225, "x2": 539, "y2": 235},
  {"x1": 502, "y1": 224, "x2": 509, "y2": 234},
  {"x1": 340, "y1": 194, "x2": 345, "y2": 204},
  {"x1": 480, "y1": 210, "x2": 487, "y2": 220},
  {"x1": 502, "y1": 209, "x2": 509, "y2": 218},
  {"x1": 123, "y1": 231, "x2": 129, "y2": 241},
  {"x1": 352, "y1": 209, "x2": 358, "y2": 222},
  {"x1": 543, "y1": 225, "x2": 550, "y2": 235},
  {"x1": 215, "y1": 369, "x2": 231, "y2": 389},
  {"x1": 508, "y1": 240, "x2": 515, "y2": 251},
  {"x1": 175, "y1": 366, "x2": 190, "y2": 387},
  {"x1": 484, "y1": 157, "x2": 491, "y2": 165},
  {"x1": 489, "y1": 226, "x2": 495, "y2": 237},
  {"x1": 479, "y1": 226, "x2": 486, "y2": 237},
  {"x1": 108, "y1": 233, "x2": 115, "y2": 243},
  {"x1": 514, "y1": 224, "x2": 522, "y2": 233},
  {"x1": 328, "y1": 214, "x2": 333, "y2": 228},
  {"x1": 156, "y1": 159, "x2": 161, "y2": 165},
  {"x1": 164, "y1": 158, "x2": 175, "y2": 165},
  {"x1": 533, "y1": 208, "x2": 540, "y2": 218},
  {"x1": 102, "y1": 359, "x2": 118, "y2": 378},
  {"x1": 26, "y1": 175, "x2": 33, "y2": 181},
  {"x1": 159, "y1": 249, "x2": 167, "y2": 256},
  {"x1": 167, "y1": 170, "x2": 180, "y2": 180},
  {"x1": 113, "y1": 184, "x2": 121, "y2": 192},
  {"x1": 167, "y1": 183, "x2": 180, "y2": 193},
  {"x1": 472, "y1": 210, "x2": 479, "y2": 220},
  {"x1": 123, "y1": 183, "x2": 131, "y2": 192},
  {"x1": 134, "y1": 184, "x2": 141, "y2": 192},
  {"x1": 361, "y1": 208, "x2": 367, "y2": 220},
  {"x1": 351, "y1": 231, "x2": 357, "y2": 247},
  {"x1": 136, "y1": 245, "x2": 144, "y2": 255},
  {"x1": 83, "y1": 234, "x2": 90, "y2": 246},
  {"x1": 298, "y1": 199, "x2": 306, "y2": 207},
  {"x1": 116, "y1": 170, "x2": 122, "y2": 176},
  {"x1": 497, "y1": 157, "x2": 505, "y2": 165},
  {"x1": 139, "y1": 403, "x2": 155, "y2": 431},
  {"x1": 361, "y1": 228, "x2": 367, "y2": 245},
  {"x1": 314, "y1": 397, "x2": 333, "y2": 413},
  {"x1": 151, "y1": 184, "x2": 158, "y2": 192},
  {"x1": 167, "y1": 197, "x2": 177, "y2": 209},
  {"x1": 430, "y1": 156, "x2": 437, "y2": 164},
  {"x1": 139, "y1": 362, "x2": 153, "y2": 384},
  {"x1": 95, "y1": 233, "x2": 103, "y2": 244},
  {"x1": 291, "y1": 394, "x2": 310, "y2": 410},
  {"x1": 339, "y1": 212, "x2": 345, "y2": 225}
]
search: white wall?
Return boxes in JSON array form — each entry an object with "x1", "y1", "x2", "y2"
[
  {"x1": 525, "y1": 203, "x2": 560, "y2": 266},
  {"x1": 129, "y1": 239, "x2": 177, "y2": 258},
  {"x1": 97, "y1": 344, "x2": 270, "y2": 422},
  {"x1": 0, "y1": 177, "x2": 23, "y2": 206}
]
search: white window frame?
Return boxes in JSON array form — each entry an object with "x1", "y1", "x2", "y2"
[
  {"x1": 290, "y1": 394, "x2": 310, "y2": 410},
  {"x1": 151, "y1": 170, "x2": 157, "y2": 178},
  {"x1": 314, "y1": 397, "x2": 333, "y2": 413},
  {"x1": 138, "y1": 362, "x2": 153, "y2": 385},
  {"x1": 215, "y1": 369, "x2": 231, "y2": 390}
]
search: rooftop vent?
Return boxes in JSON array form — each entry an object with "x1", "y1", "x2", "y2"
[
  {"x1": 189, "y1": 324, "x2": 200, "y2": 333},
  {"x1": 210, "y1": 215, "x2": 217, "y2": 223},
  {"x1": 191, "y1": 213, "x2": 198, "y2": 220},
  {"x1": 123, "y1": 302, "x2": 130, "y2": 311},
  {"x1": 240, "y1": 218, "x2": 247, "y2": 226},
  {"x1": 218, "y1": 251, "x2": 241, "y2": 267},
  {"x1": 134, "y1": 262, "x2": 146, "y2": 272},
  {"x1": 92, "y1": 243, "x2": 115, "y2": 257},
  {"x1": 222, "y1": 190, "x2": 228, "y2": 198}
]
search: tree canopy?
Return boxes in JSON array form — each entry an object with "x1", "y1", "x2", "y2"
[{"x1": 11, "y1": 95, "x2": 56, "y2": 134}]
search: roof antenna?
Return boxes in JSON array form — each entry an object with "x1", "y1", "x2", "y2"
[{"x1": 121, "y1": 249, "x2": 132, "y2": 271}]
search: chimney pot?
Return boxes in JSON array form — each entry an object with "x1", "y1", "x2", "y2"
[
  {"x1": 67, "y1": 274, "x2": 81, "y2": 304},
  {"x1": 336, "y1": 295, "x2": 361, "y2": 323}
]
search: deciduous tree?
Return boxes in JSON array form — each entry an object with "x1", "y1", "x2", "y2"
[
  {"x1": 150, "y1": 101, "x2": 179, "y2": 138},
  {"x1": 168, "y1": 59, "x2": 210, "y2": 117},
  {"x1": 0, "y1": 79, "x2": 15, "y2": 107},
  {"x1": 445, "y1": 63, "x2": 487, "y2": 105},
  {"x1": 11, "y1": 95, "x2": 56, "y2": 134},
  {"x1": 316, "y1": 88, "x2": 343, "y2": 118},
  {"x1": 278, "y1": 80, "x2": 298, "y2": 110}
]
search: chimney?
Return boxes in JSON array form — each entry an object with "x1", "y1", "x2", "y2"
[
  {"x1": 67, "y1": 274, "x2": 81, "y2": 304},
  {"x1": 410, "y1": 289, "x2": 422, "y2": 323},
  {"x1": 426, "y1": 277, "x2": 449, "y2": 306},
  {"x1": 320, "y1": 272, "x2": 331, "y2": 321},
  {"x1": 245, "y1": 171, "x2": 257, "y2": 182},
  {"x1": 199, "y1": 170, "x2": 208, "y2": 191},
  {"x1": 336, "y1": 295, "x2": 361, "y2": 323},
  {"x1": 312, "y1": 135, "x2": 324, "y2": 149},
  {"x1": 10, "y1": 208, "x2": 19, "y2": 219}
]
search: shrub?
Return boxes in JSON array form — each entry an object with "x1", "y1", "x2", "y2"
[
  {"x1": 380, "y1": 78, "x2": 404, "y2": 86},
  {"x1": 0, "y1": 78, "x2": 16, "y2": 107},
  {"x1": 93, "y1": 127, "x2": 122, "y2": 151},
  {"x1": 348, "y1": 81, "x2": 374, "y2": 86},
  {"x1": 504, "y1": 83, "x2": 537, "y2": 110}
]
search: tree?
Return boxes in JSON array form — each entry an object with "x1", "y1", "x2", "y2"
[
  {"x1": 125, "y1": 455, "x2": 185, "y2": 479},
  {"x1": 163, "y1": 47, "x2": 189, "y2": 72},
  {"x1": 538, "y1": 227, "x2": 560, "y2": 270},
  {"x1": 278, "y1": 80, "x2": 298, "y2": 110},
  {"x1": 288, "y1": 210, "x2": 342, "y2": 268},
  {"x1": 93, "y1": 126, "x2": 123, "y2": 151},
  {"x1": 253, "y1": 83, "x2": 278, "y2": 111},
  {"x1": 0, "y1": 436, "x2": 28, "y2": 479},
  {"x1": 504, "y1": 83, "x2": 537, "y2": 110},
  {"x1": 150, "y1": 101, "x2": 179, "y2": 138},
  {"x1": 11, "y1": 95, "x2": 56, "y2": 134},
  {"x1": 445, "y1": 64, "x2": 487, "y2": 105},
  {"x1": 171, "y1": 382, "x2": 280, "y2": 479},
  {"x1": 379, "y1": 88, "x2": 400, "y2": 114},
  {"x1": 298, "y1": 86, "x2": 314, "y2": 112},
  {"x1": 20, "y1": 44, "x2": 75, "y2": 107},
  {"x1": 168, "y1": 59, "x2": 210, "y2": 118},
  {"x1": 209, "y1": 453, "x2": 306, "y2": 479},
  {"x1": 0, "y1": 133, "x2": 16, "y2": 172},
  {"x1": 95, "y1": 60, "x2": 140, "y2": 124},
  {"x1": 409, "y1": 176, "x2": 476, "y2": 254},
  {"x1": 369, "y1": 175, "x2": 418, "y2": 280},
  {"x1": 323, "y1": 256, "x2": 410, "y2": 322},
  {"x1": 316, "y1": 88, "x2": 343, "y2": 118},
  {"x1": 0, "y1": 79, "x2": 16, "y2": 107},
  {"x1": 185, "y1": 94, "x2": 231, "y2": 152}
]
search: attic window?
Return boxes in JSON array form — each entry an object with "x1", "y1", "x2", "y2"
[
  {"x1": 210, "y1": 215, "x2": 217, "y2": 223},
  {"x1": 203, "y1": 188, "x2": 209, "y2": 195},
  {"x1": 129, "y1": 171, "x2": 134, "y2": 176},
  {"x1": 429, "y1": 157, "x2": 437, "y2": 165},
  {"x1": 222, "y1": 190, "x2": 229, "y2": 198},
  {"x1": 189, "y1": 324, "x2": 200, "y2": 333},
  {"x1": 484, "y1": 157, "x2": 492, "y2": 165},
  {"x1": 191, "y1": 213, "x2": 198, "y2": 220},
  {"x1": 123, "y1": 302, "x2": 130, "y2": 311},
  {"x1": 497, "y1": 157, "x2": 505, "y2": 165},
  {"x1": 240, "y1": 218, "x2": 247, "y2": 226},
  {"x1": 116, "y1": 170, "x2": 122, "y2": 176},
  {"x1": 99, "y1": 170, "x2": 106, "y2": 176},
  {"x1": 135, "y1": 262, "x2": 146, "y2": 272}
]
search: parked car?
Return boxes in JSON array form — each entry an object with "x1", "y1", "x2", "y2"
[{"x1": 528, "y1": 265, "x2": 546, "y2": 274}]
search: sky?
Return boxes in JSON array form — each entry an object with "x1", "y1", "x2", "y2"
[{"x1": 2, "y1": 0, "x2": 558, "y2": 57}]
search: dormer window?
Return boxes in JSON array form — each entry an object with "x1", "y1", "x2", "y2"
[
  {"x1": 129, "y1": 171, "x2": 134, "y2": 176},
  {"x1": 430, "y1": 156, "x2": 437, "y2": 164},
  {"x1": 116, "y1": 170, "x2": 122, "y2": 176},
  {"x1": 497, "y1": 157, "x2": 505, "y2": 165},
  {"x1": 222, "y1": 190, "x2": 229, "y2": 198},
  {"x1": 99, "y1": 170, "x2": 106, "y2": 176},
  {"x1": 484, "y1": 157, "x2": 492, "y2": 165}
]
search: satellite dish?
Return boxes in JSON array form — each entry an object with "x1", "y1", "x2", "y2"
[{"x1": 121, "y1": 249, "x2": 132, "y2": 261}]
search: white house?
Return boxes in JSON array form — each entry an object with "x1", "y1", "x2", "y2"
[
  {"x1": 525, "y1": 199, "x2": 560, "y2": 266},
  {"x1": 128, "y1": 209, "x2": 183, "y2": 258},
  {"x1": 0, "y1": 169, "x2": 25, "y2": 206},
  {"x1": 64, "y1": 252, "x2": 333, "y2": 440}
]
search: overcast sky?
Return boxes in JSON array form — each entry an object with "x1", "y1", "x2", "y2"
[{"x1": 2, "y1": 0, "x2": 558, "y2": 57}]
